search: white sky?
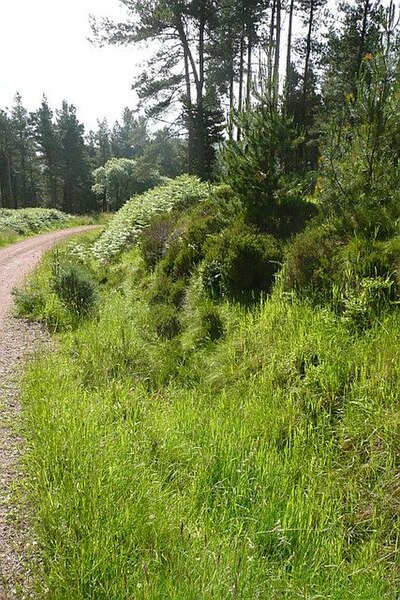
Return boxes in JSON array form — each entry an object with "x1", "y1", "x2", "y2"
[{"x1": 0, "y1": 0, "x2": 144, "y2": 131}]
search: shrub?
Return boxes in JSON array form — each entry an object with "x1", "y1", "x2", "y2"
[
  {"x1": 341, "y1": 276, "x2": 395, "y2": 331},
  {"x1": 202, "y1": 222, "x2": 282, "y2": 301},
  {"x1": 157, "y1": 192, "x2": 241, "y2": 281},
  {"x1": 199, "y1": 308, "x2": 225, "y2": 342},
  {"x1": 148, "y1": 275, "x2": 187, "y2": 308},
  {"x1": 92, "y1": 175, "x2": 210, "y2": 262},
  {"x1": 284, "y1": 228, "x2": 400, "y2": 315},
  {"x1": 340, "y1": 237, "x2": 399, "y2": 283},
  {"x1": 274, "y1": 195, "x2": 318, "y2": 239},
  {"x1": 51, "y1": 263, "x2": 98, "y2": 317},
  {"x1": 13, "y1": 286, "x2": 47, "y2": 318},
  {"x1": 139, "y1": 212, "x2": 178, "y2": 270},
  {"x1": 0, "y1": 208, "x2": 69, "y2": 236},
  {"x1": 151, "y1": 304, "x2": 181, "y2": 340},
  {"x1": 283, "y1": 225, "x2": 341, "y2": 300}
]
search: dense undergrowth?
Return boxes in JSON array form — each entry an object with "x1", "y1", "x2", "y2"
[
  {"x1": 20, "y1": 243, "x2": 400, "y2": 599},
  {"x1": 0, "y1": 208, "x2": 69, "y2": 247},
  {"x1": 15, "y1": 58, "x2": 400, "y2": 599},
  {"x1": 0, "y1": 207, "x2": 106, "y2": 248},
  {"x1": 17, "y1": 183, "x2": 400, "y2": 598}
]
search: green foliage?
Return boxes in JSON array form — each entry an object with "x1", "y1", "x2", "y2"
[
  {"x1": 150, "y1": 303, "x2": 181, "y2": 339},
  {"x1": 283, "y1": 224, "x2": 341, "y2": 299},
  {"x1": 91, "y1": 176, "x2": 210, "y2": 262},
  {"x1": 223, "y1": 95, "x2": 303, "y2": 229},
  {"x1": 14, "y1": 232, "x2": 103, "y2": 331},
  {"x1": 20, "y1": 287, "x2": 400, "y2": 598},
  {"x1": 147, "y1": 185, "x2": 242, "y2": 282},
  {"x1": 284, "y1": 227, "x2": 400, "y2": 324},
  {"x1": 0, "y1": 207, "x2": 69, "y2": 236},
  {"x1": 198, "y1": 306, "x2": 225, "y2": 342},
  {"x1": 13, "y1": 285, "x2": 47, "y2": 316},
  {"x1": 340, "y1": 275, "x2": 395, "y2": 332},
  {"x1": 92, "y1": 157, "x2": 162, "y2": 211},
  {"x1": 319, "y1": 56, "x2": 400, "y2": 238},
  {"x1": 0, "y1": 227, "x2": 19, "y2": 248},
  {"x1": 50, "y1": 263, "x2": 99, "y2": 317},
  {"x1": 148, "y1": 275, "x2": 187, "y2": 309},
  {"x1": 202, "y1": 222, "x2": 282, "y2": 301},
  {"x1": 139, "y1": 212, "x2": 178, "y2": 270}
]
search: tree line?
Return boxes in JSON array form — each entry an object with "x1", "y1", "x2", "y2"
[
  {"x1": 0, "y1": 97, "x2": 187, "y2": 213},
  {"x1": 92, "y1": 0, "x2": 398, "y2": 178},
  {"x1": 0, "y1": 0, "x2": 398, "y2": 213}
]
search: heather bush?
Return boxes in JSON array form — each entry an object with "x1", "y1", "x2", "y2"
[{"x1": 202, "y1": 222, "x2": 282, "y2": 301}]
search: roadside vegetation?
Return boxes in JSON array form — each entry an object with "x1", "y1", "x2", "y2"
[
  {"x1": 0, "y1": 208, "x2": 107, "y2": 248},
  {"x1": 0, "y1": 208, "x2": 69, "y2": 247},
  {"x1": 4, "y1": 1, "x2": 399, "y2": 597},
  {"x1": 16, "y1": 55, "x2": 400, "y2": 597},
  {"x1": 18, "y1": 245, "x2": 400, "y2": 599}
]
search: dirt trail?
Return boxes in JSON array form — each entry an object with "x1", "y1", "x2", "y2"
[{"x1": 0, "y1": 226, "x2": 97, "y2": 599}]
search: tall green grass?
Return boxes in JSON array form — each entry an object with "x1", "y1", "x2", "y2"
[{"x1": 20, "y1": 263, "x2": 400, "y2": 598}]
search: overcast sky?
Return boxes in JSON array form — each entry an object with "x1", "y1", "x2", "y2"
[{"x1": 0, "y1": 0, "x2": 143, "y2": 131}]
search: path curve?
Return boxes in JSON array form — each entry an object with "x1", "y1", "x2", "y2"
[
  {"x1": 0, "y1": 226, "x2": 97, "y2": 324},
  {"x1": 0, "y1": 226, "x2": 97, "y2": 599}
]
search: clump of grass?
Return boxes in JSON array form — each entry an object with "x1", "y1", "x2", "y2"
[
  {"x1": 50, "y1": 262, "x2": 99, "y2": 317},
  {"x1": 0, "y1": 226, "x2": 19, "y2": 247}
]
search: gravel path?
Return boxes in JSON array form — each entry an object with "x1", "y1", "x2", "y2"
[{"x1": 0, "y1": 227, "x2": 97, "y2": 599}]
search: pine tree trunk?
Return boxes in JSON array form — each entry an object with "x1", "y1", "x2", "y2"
[
  {"x1": 302, "y1": 0, "x2": 315, "y2": 123},
  {"x1": 183, "y1": 51, "x2": 194, "y2": 173},
  {"x1": 196, "y1": 0, "x2": 206, "y2": 179},
  {"x1": 268, "y1": 0, "x2": 276, "y2": 98},
  {"x1": 246, "y1": 3, "x2": 253, "y2": 108},
  {"x1": 237, "y1": 24, "x2": 245, "y2": 141},
  {"x1": 273, "y1": 0, "x2": 282, "y2": 105},
  {"x1": 228, "y1": 53, "x2": 235, "y2": 140},
  {"x1": 357, "y1": 0, "x2": 371, "y2": 77},
  {"x1": 285, "y1": 0, "x2": 295, "y2": 89}
]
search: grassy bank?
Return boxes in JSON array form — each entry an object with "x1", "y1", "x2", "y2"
[
  {"x1": 0, "y1": 208, "x2": 108, "y2": 248},
  {"x1": 19, "y1": 241, "x2": 400, "y2": 599}
]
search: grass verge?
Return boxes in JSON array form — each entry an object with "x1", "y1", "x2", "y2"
[{"x1": 18, "y1": 246, "x2": 400, "y2": 599}]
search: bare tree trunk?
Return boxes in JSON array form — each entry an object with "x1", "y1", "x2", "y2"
[
  {"x1": 228, "y1": 53, "x2": 235, "y2": 140},
  {"x1": 237, "y1": 21, "x2": 245, "y2": 140},
  {"x1": 245, "y1": 2, "x2": 253, "y2": 108},
  {"x1": 273, "y1": 0, "x2": 282, "y2": 105},
  {"x1": 183, "y1": 51, "x2": 194, "y2": 172},
  {"x1": 267, "y1": 0, "x2": 276, "y2": 98},
  {"x1": 196, "y1": 0, "x2": 206, "y2": 179},
  {"x1": 246, "y1": 34, "x2": 253, "y2": 107},
  {"x1": 302, "y1": 0, "x2": 315, "y2": 122},
  {"x1": 285, "y1": 0, "x2": 295, "y2": 87}
]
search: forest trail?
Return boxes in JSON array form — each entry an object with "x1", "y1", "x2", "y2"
[{"x1": 0, "y1": 226, "x2": 97, "y2": 599}]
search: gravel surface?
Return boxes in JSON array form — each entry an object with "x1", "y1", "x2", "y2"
[{"x1": 0, "y1": 227, "x2": 96, "y2": 599}]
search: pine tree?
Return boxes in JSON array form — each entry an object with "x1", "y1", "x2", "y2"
[
  {"x1": 32, "y1": 96, "x2": 63, "y2": 207},
  {"x1": 56, "y1": 101, "x2": 94, "y2": 213}
]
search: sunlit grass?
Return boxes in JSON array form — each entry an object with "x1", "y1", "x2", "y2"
[{"x1": 20, "y1": 280, "x2": 400, "y2": 598}]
